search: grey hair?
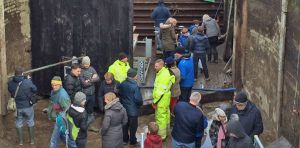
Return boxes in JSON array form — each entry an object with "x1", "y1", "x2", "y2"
[
  {"x1": 190, "y1": 92, "x2": 201, "y2": 102},
  {"x1": 230, "y1": 114, "x2": 239, "y2": 121}
]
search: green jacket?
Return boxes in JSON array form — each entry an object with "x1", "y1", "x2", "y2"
[{"x1": 48, "y1": 87, "x2": 71, "y2": 121}]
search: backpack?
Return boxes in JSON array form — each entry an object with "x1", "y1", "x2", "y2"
[{"x1": 55, "y1": 112, "x2": 80, "y2": 140}]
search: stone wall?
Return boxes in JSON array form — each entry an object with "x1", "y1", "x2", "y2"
[
  {"x1": 4, "y1": 0, "x2": 31, "y2": 75},
  {"x1": 233, "y1": 0, "x2": 300, "y2": 146}
]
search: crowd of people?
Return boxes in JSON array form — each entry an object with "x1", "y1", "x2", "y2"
[{"x1": 7, "y1": 0, "x2": 264, "y2": 148}]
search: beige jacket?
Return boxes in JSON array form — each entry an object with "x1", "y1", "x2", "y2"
[{"x1": 170, "y1": 66, "x2": 181, "y2": 98}]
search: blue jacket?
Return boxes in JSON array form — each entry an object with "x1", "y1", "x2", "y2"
[
  {"x1": 8, "y1": 76, "x2": 37, "y2": 109},
  {"x1": 230, "y1": 101, "x2": 264, "y2": 137},
  {"x1": 151, "y1": 0, "x2": 171, "y2": 27},
  {"x1": 190, "y1": 33, "x2": 210, "y2": 54},
  {"x1": 178, "y1": 57, "x2": 194, "y2": 87},
  {"x1": 172, "y1": 102, "x2": 205, "y2": 143},
  {"x1": 118, "y1": 78, "x2": 143, "y2": 117},
  {"x1": 178, "y1": 34, "x2": 189, "y2": 48}
]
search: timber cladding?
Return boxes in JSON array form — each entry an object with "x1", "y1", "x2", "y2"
[{"x1": 30, "y1": 0, "x2": 133, "y2": 94}]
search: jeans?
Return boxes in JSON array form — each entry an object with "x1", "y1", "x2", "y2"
[
  {"x1": 155, "y1": 27, "x2": 162, "y2": 49},
  {"x1": 207, "y1": 36, "x2": 218, "y2": 62},
  {"x1": 123, "y1": 116, "x2": 138, "y2": 144},
  {"x1": 179, "y1": 87, "x2": 192, "y2": 102},
  {"x1": 16, "y1": 106, "x2": 34, "y2": 128},
  {"x1": 49, "y1": 124, "x2": 77, "y2": 148},
  {"x1": 172, "y1": 137, "x2": 195, "y2": 148},
  {"x1": 85, "y1": 94, "x2": 95, "y2": 114},
  {"x1": 193, "y1": 53, "x2": 209, "y2": 79}
]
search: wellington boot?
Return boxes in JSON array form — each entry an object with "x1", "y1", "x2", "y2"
[
  {"x1": 16, "y1": 127, "x2": 23, "y2": 145},
  {"x1": 28, "y1": 126, "x2": 34, "y2": 144}
]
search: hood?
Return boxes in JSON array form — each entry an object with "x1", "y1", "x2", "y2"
[
  {"x1": 158, "y1": 0, "x2": 164, "y2": 5},
  {"x1": 68, "y1": 105, "x2": 85, "y2": 118},
  {"x1": 105, "y1": 98, "x2": 122, "y2": 110},
  {"x1": 147, "y1": 133, "x2": 162, "y2": 144},
  {"x1": 160, "y1": 23, "x2": 171, "y2": 29},
  {"x1": 194, "y1": 33, "x2": 207, "y2": 41},
  {"x1": 13, "y1": 76, "x2": 25, "y2": 83},
  {"x1": 227, "y1": 120, "x2": 246, "y2": 138},
  {"x1": 191, "y1": 27, "x2": 198, "y2": 35}
]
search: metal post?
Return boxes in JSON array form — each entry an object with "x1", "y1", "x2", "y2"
[
  {"x1": 145, "y1": 38, "x2": 152, "y2": 57},
  {"x1": 8, "y1": 56, "x2": 84, "y2": 78},
  {"x1": 140, "y1": 132, "x2": 145, "y2": 148}
]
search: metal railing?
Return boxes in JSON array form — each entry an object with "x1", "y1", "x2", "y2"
[{"x1": 254, "y1": 135, "x2": 264, "y2": 148}]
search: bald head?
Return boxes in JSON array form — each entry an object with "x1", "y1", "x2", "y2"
[{"x1": 189, "y1": 92, "x2": 202, "y2": 105}]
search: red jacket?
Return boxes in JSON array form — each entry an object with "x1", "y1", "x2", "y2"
[{"x1": 144, "y1": 133, "x2": 163, "y2": 148}]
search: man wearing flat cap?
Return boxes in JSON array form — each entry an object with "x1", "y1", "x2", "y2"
[
  {"x1": 230, "y1": 91, "x2": 264, "y2": 139},
  {"x1": 118, "y1": 68, "x2": 143, "y2": 145},
  {"x1": 108, "y1": 52, "x2": 131, "y2": 83}
]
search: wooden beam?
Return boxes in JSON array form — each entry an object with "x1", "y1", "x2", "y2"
[{"x1": 0, "y1": 0, "x2": 8, "y2": 115}]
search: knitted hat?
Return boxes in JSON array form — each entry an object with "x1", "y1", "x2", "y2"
[
  {"x1": 51, "y1": 76, "x2": 62, "y2": 85},
  {"x1": 118, "y1": 53, "x2": 128, "y2": 60},
  {"x1": 235, "y1": 92, "x2": 248, "y2": 103},
  {"x1": 81, "y1": 56, "x2": 91, "y2": 65},
  {"x1": 74, "y1": 92, "x2": 86, "y2": 106},
  {"x1": 175, "y1": 47, "x2": 189, "y2": 55},
  {"x1": 15, "y1": 67, "x2": 24, "y2": 76},
  {"x1": 127, "y1": 68, "x2": 137, "y2": 78},
  {"x1": 213, "y1": 108, "x2": 228, "y2": 123},
  {"x1": 165, "y1": 56, "x2": 175, "y2": 64}
]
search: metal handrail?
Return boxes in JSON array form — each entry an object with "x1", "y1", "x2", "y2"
[{"x1": 254, "y1": 135, "x2": 264, "y2": 148}]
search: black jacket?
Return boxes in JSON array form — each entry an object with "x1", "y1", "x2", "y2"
[
  {"x1": 98, "y1": 80, "x2": 119, "y2": 112},
  {"x1": 118, "y1": 78, "x2": 143, "y2": 117},
  {"x1": 68, "y1": 105, "x2": 88, "y2": 139},
  {"x1": 8, "y1": 76, "x2": 37, "y2": 109},
  {"x1": 64, "y1": 73, "x2": 82, "y2": 102},
  {"x1": 230, "y1": 101, "x2": 264, "y2": 137}
]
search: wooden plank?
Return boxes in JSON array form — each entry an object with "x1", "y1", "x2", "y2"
[
  {"x1": 133, "y1": 33, "x2": 139, "y2": 52},
  {"x1": 0, "y1": 0, "x2": 8, "y2": 115}
]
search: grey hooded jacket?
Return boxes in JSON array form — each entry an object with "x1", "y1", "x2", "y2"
[{"x1": 227, "y1": 120, "x2": 253, "y2": 148}]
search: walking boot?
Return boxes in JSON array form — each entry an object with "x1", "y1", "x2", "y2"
[
  {"x1": 16, "y1": 127, "x2": 23, "y2": 145},
  {"x1": 28, "y1": 126, "x2": 34, "y2": 144}
]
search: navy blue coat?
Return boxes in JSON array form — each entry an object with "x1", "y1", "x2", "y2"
[
  {"x1": 118, "y1": 78, "x2": 143, "y2": 117},
  {"x1": 172, "y1": 102, "x2": 205, "y2": 143},
  {"x1": 151, "y1": 0, "x2": 171, "y2": 27},
  {"x1": 8, "y1": 76, "x2": 37, "y2": 109},
  {"x1": 230, "y1": 101, "x2": 264, "y2": 137},
  {"x1": 190, "y1": 32, "x2": 210, "y2": 54}
]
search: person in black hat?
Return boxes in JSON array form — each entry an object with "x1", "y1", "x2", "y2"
[
  {"x1": 118, "y1": 68, "x2": 143, "y2": 145},
  {"x1": 174, "y1": 48, "x2": 194, "y2": 102},
  {"x1": 230, "y1": 91, "x2": 264, "y2": 139},
  {"x1": 165, "y1": 56, "x2": 181, "y2": 113}
]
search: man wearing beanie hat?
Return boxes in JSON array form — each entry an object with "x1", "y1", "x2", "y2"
[
  {"x1": 68, "y1": 92, "x2": 89, "y2": 148},
  {"x1": 108, "y1": 52, "x2": 131, "y2": 83},
  {"x1": 175, "y1": 48, "x2": 194, "y2": 102},
  {"x1": 8, "y1": 67, "x2": 37, "y2": 145},
  {"x1": 80, "y1": 56, "x2": 99, "y2": 132},
  {"x1": 49, "y1": 76, "x2": 74, "y2": 147},
  {"x1": 118, "y1": 68, "x2": 143, "y2": 145},
  {"x1": 230, "y1": 91, "x2": 264, "y2": 139}
]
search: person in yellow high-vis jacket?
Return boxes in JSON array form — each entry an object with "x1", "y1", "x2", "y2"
[
  {"x1": 108, "y1": 53, "x2": 130, "y2": 83},
  {"x1": 153, "y1": 59, "x2": 175, "y2": 140}
]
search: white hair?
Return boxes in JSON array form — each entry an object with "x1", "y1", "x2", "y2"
[
  {"x1": 212, "y1": 108, "x2": 228, "y2": 123},
  {"x1": 202, "y1": 14, "x2": 211, "y2": 21},
  {"x1": 190, "y1": 92, "x2": 201, "y2": 103},
  {"x1": 230, "y1": 114, "x2": 239, "y2": 121}
]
